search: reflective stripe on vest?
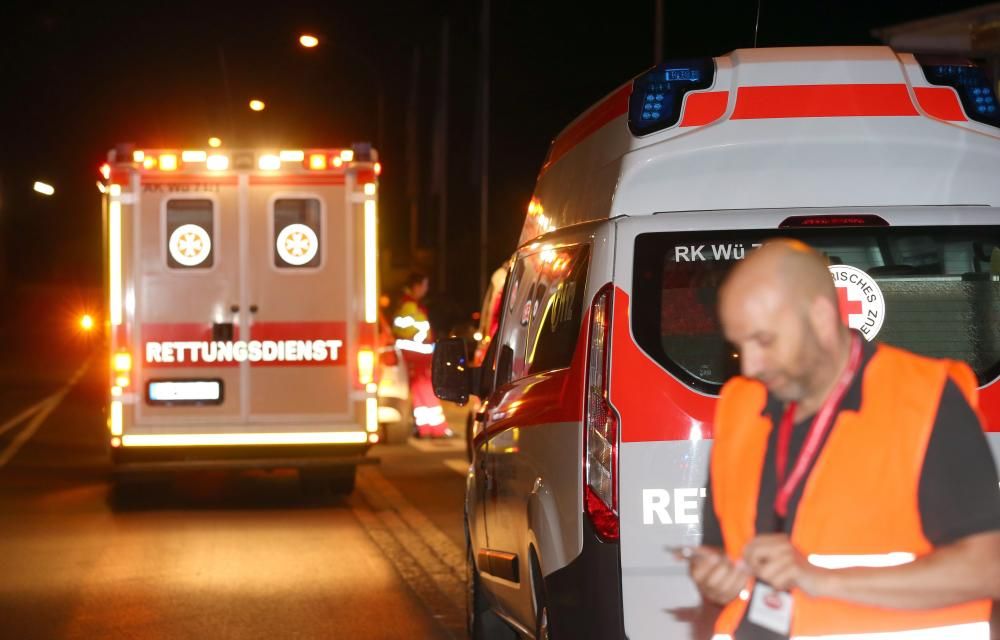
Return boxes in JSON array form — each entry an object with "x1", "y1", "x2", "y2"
[
  {"x1": 713, "y1": 621, "x2": 989, "y2": 640},
  {"x1": 710, "y1": 345, "x2": 992, "y2": 636}
]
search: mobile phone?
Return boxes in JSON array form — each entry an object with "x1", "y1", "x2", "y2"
[{"x1": 665, "y1": 545, "x2": 699, "y2": 561}]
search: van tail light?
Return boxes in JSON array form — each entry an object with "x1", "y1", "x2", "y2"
[
  {"x1": 358, "y1": 349, "x2": 375, "y2": 386},
  {"x1": 584, "y1": 284, "x2": 619, "y2": 541}
]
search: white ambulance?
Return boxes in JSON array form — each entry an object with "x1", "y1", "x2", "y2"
[
  {"x1": 433, "y1": 47, "x2": 1000, "y2": 638},
  {"x1": 101, "y1": 144, "x2": 382, "y2": 494}
]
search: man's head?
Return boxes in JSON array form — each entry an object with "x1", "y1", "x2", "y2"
[
  {"x1": 405, "y1": 271, "x2": 429, "y2": 300},
  {"x1": 719, "y1": 239, "x2": 848, "y2": 403}
]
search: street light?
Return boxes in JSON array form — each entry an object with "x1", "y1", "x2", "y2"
[
  {"x1": 249, "y1": 99, "x2": 266, "y2": 112},
  {"x1": 33, "y1": 181, "x2": 54, "y2": 196},
  {"x1": 294, "y1": 33, "x2": 384, "y2": 150}
]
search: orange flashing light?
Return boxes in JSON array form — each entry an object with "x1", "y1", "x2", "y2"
[
  {"x1": 308, "y1": 153, "x2": 328, "y2": 170},
  {"x1": 100, "y1": 163, "x2": 111, "y2": 180},
  {"x1": 143, "y1": 156, "x2": 157, "y2": 170},
  {"x1": 373, "y1": 162, "x2": 382, "y2": 176},
  {"x1": 159, "y1": 154, "x2": 178, "y2": 171},
  {"x1": 332, "y1": 156, "x2": 344, "y2": 168}
]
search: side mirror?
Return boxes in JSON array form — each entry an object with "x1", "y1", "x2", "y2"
[{"x1": 432, "y1": 337, "x2": 475, "y2": 405}]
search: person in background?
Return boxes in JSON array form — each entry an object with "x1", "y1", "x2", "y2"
[
  {"x1": 392, "y1": 271, "x2": 451, "y2": 438},
  {"x1": 690, "y1": 239, "x2": 1000, "y2": 640}
]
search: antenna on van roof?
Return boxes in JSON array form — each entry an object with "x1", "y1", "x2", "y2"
[{"x1": 754, "y1": 0, "x2": 762, "y2": 47}]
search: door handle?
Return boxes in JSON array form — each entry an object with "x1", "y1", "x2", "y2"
[
  {"x1": 230, "y1": 304, "x2": 240, "y2": 313},
  {"x1": 249, "y1": 304, "x2": 259, "y2": 314}
]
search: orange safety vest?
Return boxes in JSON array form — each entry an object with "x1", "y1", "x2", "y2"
[{"x1": 711, "y1": 344, "x2": 992, "y2": 639}]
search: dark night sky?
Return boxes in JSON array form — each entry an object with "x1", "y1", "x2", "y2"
[{"x1": 0, "y1": 0, "x2": 986, "y2": 320}]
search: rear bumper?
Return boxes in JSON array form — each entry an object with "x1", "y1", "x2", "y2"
[{"x1": 111, "y1": 443, "x2": 374, "y2": 474}]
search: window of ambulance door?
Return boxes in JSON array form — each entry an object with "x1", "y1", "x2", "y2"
[
  {"x1": 165, "y1": 199, "x2": 215, "y2": 269},
  {"x1": 273, "y1": 198, "x2": 322, "y2": 269},
  {"x1": 495, "y1": 244, "x2": 591, "y2": 386}
]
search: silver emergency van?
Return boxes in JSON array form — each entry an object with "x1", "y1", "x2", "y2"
[{"x1": 433, "y1": 47, "x2": 1000, "y2": 639}]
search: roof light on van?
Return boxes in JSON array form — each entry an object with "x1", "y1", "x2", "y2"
[
  {"x1": 100, "y1": 163, "x2": 112, "y2": 180},
  {"x1": 258, "y1": 154, "x2": 281, "y2": 171},
  {"x1": 133, "y1": 150, "x2": 145, "y2": 163},
  {"x1": 373, "y1": 162, "x2": 382, "y2": 176},
  {"x1": 340, "y1": 149, "x2": 355, "y2": 162},
  {"x1": 779, "y1": 214, "x2": 889, "y2": 228},
  {"x1": 332, "y1": 156, "x2": 344, "y2": 168},
  {"x1": 206, "y1": 154, "x2": 229, "y2": 171},
  {"x1": 143, "y1": 156, "x2": 157, "y2": 170},
  {"x1": 629, "y1": 58, "x2": 714, "y2": 136},
  {"x1": 208, "y1": 137, "x2": 222, "y2": 148},
  {"x1": 182, "y1": 150, "x2": 207, "y2": 162},
  {"x1": 309, "y1": 153, "x2": 328, "y2": 170},
  {"x1": 917, "y1": 55, "x2": 1000, "y2": 128},
  {"x1": 159, "y1": 154, "x2": 178, "y2": 171},
  {"x1": 280, "y1": 150, "x2": 305, "y2": 162}
]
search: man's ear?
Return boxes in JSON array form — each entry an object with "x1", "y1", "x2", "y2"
[{"x1": 809, "y1": 296, "x2": 841, "y2": 345}]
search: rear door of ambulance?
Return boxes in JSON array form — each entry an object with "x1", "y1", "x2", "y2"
[
  {"x1": 128, "y1": 154, "x2": 365, "y2": 444},
  {"x1": 610, "y1": 209, "x2": 1000, "y2": 640}
]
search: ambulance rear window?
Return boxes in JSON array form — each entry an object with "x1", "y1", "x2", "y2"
[
  {"x1": 632, "y1": 227, "x2": 1000, "y2": 394},
  {"x1": 166, "y1": 199, "x2": 214, "y2": 269},
  {"x1": 273, "y1": 198, "x2": 322, "y2": 269}
]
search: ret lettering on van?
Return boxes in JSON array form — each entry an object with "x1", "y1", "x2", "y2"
[
  {"x1": 674, "y1": 243, "x2": 763, "y2": 262},
  {"x1": 642, "y1": 487, "x2": 708, "y2": 525}
]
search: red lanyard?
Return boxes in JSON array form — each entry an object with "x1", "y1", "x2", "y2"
[{"x1": 774, "y1": 335, "x2": 862, "y2": 520}]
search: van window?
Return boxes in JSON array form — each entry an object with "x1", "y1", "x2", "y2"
[
  {"x1": 166, "y1": 199, "x2": 214, "y2": 269},
  {"x1": 273, "y1": 198, "x2": 322, "y2": 268},
  {"x1": 632, "y1": 227, "x2": 1000, "y2": 394},
  {"x1": 496, "y1": 244, "x2": 591, "y2": 385}
]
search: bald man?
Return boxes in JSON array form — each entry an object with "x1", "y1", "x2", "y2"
[{"x1": 690, "y1": 240, "x2": 1000, "y2": 639}]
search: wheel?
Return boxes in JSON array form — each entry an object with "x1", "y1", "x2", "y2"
[
  {"x1": 531, "y1": 551, "x2": 552, "y2": 640},
  {"x1": 328, "y1": 466, "x2": 356, "y2": 495},
  {"x1": 467, "y1": 532, "x2": 517, "y2": 639},
  {"x1": 299, "y1": 466, "x2": 355, "y2": 497}
]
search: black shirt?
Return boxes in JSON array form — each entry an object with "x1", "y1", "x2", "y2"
[{"x1": 700, "y1": 339, "x2": 1000, "y2": 640}]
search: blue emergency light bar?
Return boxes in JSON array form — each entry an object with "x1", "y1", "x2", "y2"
[
  {"x1": 917, "y1": 55, "x2": 1000, "y2": 128},
  {"x1": 628, "y1": 58, "x2": 715, "y2": 136}
]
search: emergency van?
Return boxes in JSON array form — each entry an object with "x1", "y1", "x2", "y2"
[
  {"x1": 432, "y1": 47, "x2": 1000, "y2": 638},
  {"x1": 100, "y1": 144, "x2": 382, "y2": 494}
]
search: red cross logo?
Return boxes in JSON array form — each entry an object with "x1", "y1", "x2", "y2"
[{"x1": 836, "y1": 285, "x2": 863, "y2": 325}]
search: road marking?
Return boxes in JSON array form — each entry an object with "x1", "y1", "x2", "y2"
[
  {"x1": 0, "y1": 397, "x2": 51, "y2": 439},
  {"x1": 350, "y1": 465, "x2": 466, "y2": 638},
  {"x1": 408, "y1": 437, "x2": 465, "y2": 453},
  {"x1": 443, "y1": 458, "x2": 469, "y2": 476},
  {"x1": 0, "y1": 357, "x2": 92, "y2": 470}
]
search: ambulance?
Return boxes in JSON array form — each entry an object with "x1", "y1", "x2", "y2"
[
  {"x1": 432, "y1": 47, "x2": 1000, "y2": 638},
  {"x1": 100, "y1": 143, "x2": 382, "y2": 494}
]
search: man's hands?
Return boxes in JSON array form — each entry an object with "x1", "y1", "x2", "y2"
[
  {"x1": 691, "y1": 535, "x2": 831, "y2": 605},
  {"x1": 689, "y1": 547, "x2": 751, "y2": 606},
  {"x1": 743, "y1": 534, "x2": 828, "y2": 596}
]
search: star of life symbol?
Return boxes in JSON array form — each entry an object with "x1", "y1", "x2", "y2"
[
  {"x1": 828, "y1": 264, "x2": 886, "y2": 341},
  {"x1": 168, "y1": 224, "x2": 212, "y2": 267},
  {"x1": 276, "y1": 223, "x2": 319, "y2": 266}
]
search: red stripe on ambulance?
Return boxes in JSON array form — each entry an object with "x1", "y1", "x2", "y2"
[{"x1": 731, "y1": 84, "x2": 919, "y2": 119}]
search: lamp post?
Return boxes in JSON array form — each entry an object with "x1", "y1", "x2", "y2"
[{"x1": 296, "y1": 33, "x2": 385, "y2": 151}]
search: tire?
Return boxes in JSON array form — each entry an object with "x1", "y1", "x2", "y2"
[
  {"x1": 467, "y1": 532, "x2": 517, "y2": 640},
  {"x1": 328, "y1": 466, "x2": 356, "y2": 495},
  {"x1": 531, "y1": 553, "x2": 552, "y2": 640},
  {"x1": 299, "y1": 466, "x2": 355, "y2": 497}
]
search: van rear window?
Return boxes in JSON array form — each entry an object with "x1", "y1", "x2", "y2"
[{"x1": 632, "y1": 227, "x2": 1000, "y2": 394}]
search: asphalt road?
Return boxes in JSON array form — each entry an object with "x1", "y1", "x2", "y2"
[{"x1": 0, "y1": 298, "x2": 472, "y2": 639}]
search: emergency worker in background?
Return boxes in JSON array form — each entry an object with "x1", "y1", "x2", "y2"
[
  {"x1": 689, "y1": 240, "x2": 1000, "y2": 640},
  {"x1": 392, "y1": 272, "x2": 451, "y2": 438}
]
